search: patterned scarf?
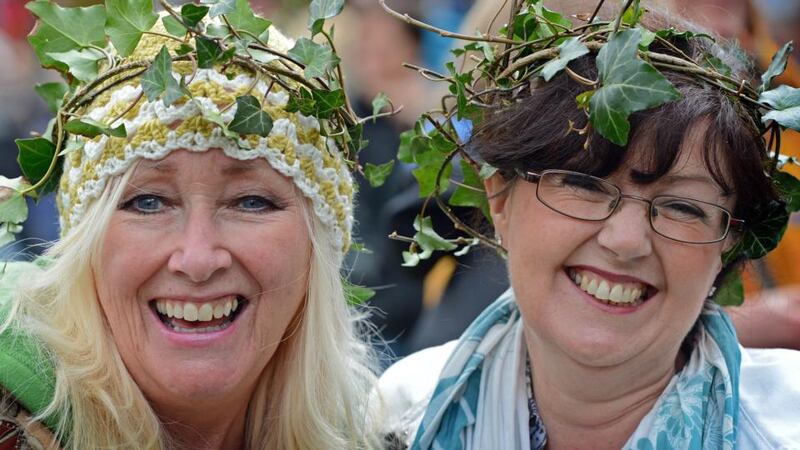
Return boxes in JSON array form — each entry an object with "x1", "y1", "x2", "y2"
[{"x1": 411, "y1": 288, "x2": 741, "y2": 450}]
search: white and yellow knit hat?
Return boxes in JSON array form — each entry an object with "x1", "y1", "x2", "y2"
[{"x1": 58, "y1": 25, "x2": 354, "y2": 253}]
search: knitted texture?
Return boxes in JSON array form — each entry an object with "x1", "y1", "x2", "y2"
[{"x1": 58, "y1": 25, "x2": 354, "y2": 253}]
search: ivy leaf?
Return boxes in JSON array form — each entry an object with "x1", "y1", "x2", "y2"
[
  {"x1": 454, "y1": 238, "x2": 480, "y2": 257},
  {"x1": 479, "y1": 163, "x2": 497, "y2": 180},
  {"x1": 773, "y1": 170, "x2": 800, "y2": 212},
  {"x1": 176, "y1": 44, "x2": 194, "y2": 56},
  {"x1": 15, "y1": 138, "x2": 60, "y2": 194},
  {"x1": 34, "y1": 83, "x2": 69, "y2": 113},
  {"x1": 308, "y1": 0, "x2": 344, "y2": 32},
  {"x1": 105, "y1": 0, "x2": 159, "y2": 57},
  {"x1": 656, "y1": 28, "x2": 713, "y2": 42},
  {"x1": 26, "y1": 1, "x2": 106, "y2": 69},
  {"x1": 621, "y1": 0, "x2": 643, "y2": 26},
  {"x1": 413, "y1": 162, "x2": 452, "y2": 198},
  {"x1": 446, "y1": 62, "x2": 474, "y2": 120},
  {"x1": 576, "y1": 89, "x2": 595, "y2": 109},
  {"x1": 372, "y1": 92, "x2": 390, "y2": 117},
  {"x1": 141, "y1": 46, "x2": 187, "y2": 106},
  {"x1": 402, "y1": 251, "x2": 421, "y2": 267},
  {"x1": 759, "y1": 84, "x2": 800, "y2": 131},
  {"x1": 734, "y1": 200, "x2": 790, "y2": 261},
  {"x1": 540, "y1": 37, "x2": 589, "y2": 81},
  {"x1": 714, "y1": 271, "x2": 743, "y2": 306},
  {"x1": 193, "y1": 100, "x2": 240, "y2": 140},
  {"x1": 181, "y1": 3, "x2": 210, "y2": 28},
  {"x1": 162, "y1": 16, "x2": 187, "y2": 37},
  {"x1": 312, "y1": 89, "x2": 345, "y2": 118},
  {"x1": 760, "y1": 42, "x2": 793, "y2": 93},
  {"x1": 228, "y1": 95, "x2": 273, "y2": 137},
  {"x1": 702, "y1": 56, "x2": 733, "y2": 77},
  {"x1": 413, "y1": 216, "x2": 457, "y2": 259},
  {"x1": 589, "y1": 29, "x2": 680, "y2": 146},
  {"x1": 201, "y1": 0, "x2": 236, "y2": 18},
  {"x1": 449, "y1": 160, "x2": 489, "y2": 219},
  {"x1": 46, "y1": 48, "x2": 104, "y2": 82},
  {"x1": 285, "y1": 88, "x2": 317, "y2": 116},
  {"x1": 65, "y1": 119, "x2": 127, "y2": 138},
  {"x1": 196, "y1": 36, "x2": 224, "y2": 68},
  {"x1": 0, "y1": 177, "x2": 31, "y2": 225},
  {"x1": 364, "y1": 160, "x2": 395, "y2": 188},
  {"x1": 288, "y1": 38, "x2": 340, "y2": 79},
  {"x1": 342, "y1": 279, "x2": 375, "y2": 306},
  {"x1": 226, "y1": 0, "x2": 271, "y2": 37}
]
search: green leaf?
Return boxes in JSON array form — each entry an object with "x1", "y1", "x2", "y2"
[
  {"x1": 201, "y1": 0, "x2": 236, "y2": 18},
  {"x1": 759, "y1": 84, "x2": 800, "y2": 131},
  {"x1": 285, "y1": 88, "x2": 317, "y2": 116},
  {"x1": 162, "y1": 15, "x2": 187, "y2": 37},
  {"x1": 774, "y1": 170, "x2": 800, "y2": 212},
  {"x1": 701, "y1": 56, "x2": 733, "y2": 77},
  {"x1": 413, "y1": 162, "x2": 452, "y2": 198},
  {"x1": 761, "y1": 42, "x2": 793, "y2": 93},
  {"x1": 655, "y1": 27, "x2": 713, "y2": 42},
  {"x1": 196, "y1": 36, "x2": 224, "y2": 68},
  {"x1": 397, "y1": 129, "x2": 416, "y2": 163},
  {"x1": 714, "y1": 271, "x2": 743, "y2": 306},
  {"x1": 311, "y1": 89, "x2": 345, "y2": 118},
  {"x1": 181, "y1": 3, "x2": 210, "y2": 28},
  {"x1": 342, "y1": 279, "x2": 375, "y2": 306},
  {"x1": 576, "y1": 89, "x2": 595, "y2": 109},
  {"x1": 105, "y1": 0, "x2": 159, "y2": 57},
  {"x1": 141, "y1": 46, "x2": 187, "y2": 106},
  {"x1": 589, "y1": 29, "x2": 680, "y2": 146},
  {"x1": 288, "y1": 38, "x2": 340, "y2": 79},
  {"x1": 46, "y1": 48, "x2": 104, "y2": 82},
  {"x1": 402, "y1": 250, "x2": 421, "y2": 267},
  {"x1": 454, "y1": 238, "x2": 480, "y2": 257},
  {"x1": 26, "y1": 1, "x2": 107, "y2": 68},
  {"x1": 193, "y1": 100, "x2": 240, "y2": 140},
  {"x1": 413, "y1": 216, "x2": 457, "y2": 258},
  {"x1": 0, "y1": 177, "x2": 31, "y2": 225},
  {"x1": 732, "y1": 200, "x2": 790, "y2": 261},
  {"x1": 449, "y1": 160, "x2": 489, "y2": 219},
  {"x1": 228, "y1": 95, "x2": 273, "y2": 137},
  {"x1": 446, "y1": 62, "x2": 473, "y2": 120},
  {"x1": 308, "y1": 0, "x2": 344, "y2": 32},
  {"x1": 15, "y1": 138, "x2": 60, "y2": 194},
  {"x1": 479, "y1": 163, "x2": 497, "y2": 180},
  {"x1": 372, "y1": 92, "x2": 390, "y2": 117},
  {"x1": 638, "y1": 29, "x2": 657, "y2": 49},
  {"x1": 621, "y1": 0, "x2": 643, "y2": 26},
  {"x1": 176, "y1": 43, "x2": 195, "y2": 56},
  {"x1": 34, "y1": 83, "x2": 69, "y2": 113},
  {"x1": 206, "y1": 23, "x2": 230, "y2": 38},
  {"x1": 65, "y1": 119, "x2": 127, "y2": 138},
  {"x1": 540, "y1": 37, "x2": 589, "y2": 82},
  {"x1": 226, "y1": 0, "x2": 271, "y2": 37},
  {"x1": 364, "y1": 160, "x2": 395, "y2": 188}
]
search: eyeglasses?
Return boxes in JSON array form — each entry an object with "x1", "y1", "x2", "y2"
[{"x1": 515, "y1": 169, "x2": 744, "y2": 244}]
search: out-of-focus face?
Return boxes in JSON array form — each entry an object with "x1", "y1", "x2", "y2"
[
  {"x1": 96, "y1": 149, "x2": 310, "y2": 415},
  {"x1": 486, "y1": 134, "x2": 734, "y2": 368}
]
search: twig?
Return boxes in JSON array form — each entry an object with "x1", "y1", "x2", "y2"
[
  {"x1": 588, "y1": 0, "x2": 607, "y2": 23},
  {"x1": 613, "y1": 0, "x2": 636, "y2": 35}
]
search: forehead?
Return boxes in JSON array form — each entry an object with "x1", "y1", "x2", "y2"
[{"x1": 130, "y1": 149, "x2": 284, "y2": 185}]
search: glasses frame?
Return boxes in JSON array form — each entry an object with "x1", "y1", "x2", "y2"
[{"x1": 515, "y1": 169, "x2": 745, "y2": 244}]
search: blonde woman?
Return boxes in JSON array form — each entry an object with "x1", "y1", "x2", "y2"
[{"x1": 0, "y1": 1, "x2": 379, "y2": 448}]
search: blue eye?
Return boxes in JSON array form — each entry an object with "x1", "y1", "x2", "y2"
[
  {"x1": 121, "y1": 195, "x2": 165, "y2": 214},
  {"x1": 237, "y1": 196, "x2": 274, "y2": 212}
]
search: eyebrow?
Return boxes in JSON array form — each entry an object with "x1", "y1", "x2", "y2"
[
  {"x1": 658, "y1": 174, "x2": 717, "y2": 185},
  {"x1": 135, "y1": 160, "x2": 260, "y2": 176}
]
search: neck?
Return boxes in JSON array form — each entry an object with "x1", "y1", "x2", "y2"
[
  {"x1": 526, "y1": 333, "x2": 682, "y2": 450},
  {"x1": 155, "y1": 396, "x2": 249, "y2": 450}
]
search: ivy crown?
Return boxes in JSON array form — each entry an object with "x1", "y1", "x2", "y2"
[{"x1": 381, "y1": 0, "x2": 800, "y2": 306}]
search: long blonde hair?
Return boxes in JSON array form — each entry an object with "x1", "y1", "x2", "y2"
[{"x1": 3, "y1": 164, "x2": 380, "y2": 449}]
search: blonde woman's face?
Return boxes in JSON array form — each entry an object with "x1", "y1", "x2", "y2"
[{"x1": 96, "y1": 149, "x2": 310, "y2": 419}]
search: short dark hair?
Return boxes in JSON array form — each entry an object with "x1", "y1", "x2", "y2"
[{"x1": 468, "y1": 32, "x2": 779, "y2": 273}]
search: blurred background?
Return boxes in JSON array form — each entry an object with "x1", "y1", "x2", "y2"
[{"x1": 2, "y1": 0, "x2": 799, "y2": 364}]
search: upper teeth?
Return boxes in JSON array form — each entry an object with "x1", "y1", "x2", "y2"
[
  {"x1": 569, "y1": 269, "x2": 645, "y2": 304},
  {"x1": 155, "y1": 296, "x2": 240, "y2": 322}
]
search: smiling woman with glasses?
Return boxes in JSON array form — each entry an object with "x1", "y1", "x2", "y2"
[{"x1": 377, "y1": 3, "x2": 800, "y2": 450}]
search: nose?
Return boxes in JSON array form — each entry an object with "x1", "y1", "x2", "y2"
[
  {"x1": 596, "y1": 196, "x2": 653, "y2": 260},
  {"x1": 167, "y1": 210, "x2": 232, "y2": 283}
]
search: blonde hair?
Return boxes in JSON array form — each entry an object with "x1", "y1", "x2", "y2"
[{"x1": 3, "y1": 162, "x2": 380, "y2": 449}]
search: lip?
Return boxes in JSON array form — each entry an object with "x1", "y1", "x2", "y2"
[
  {"x1": 148, "y1": 295, "x2": 249, "y2": 348},
  {"x1": 568, "y1": 265, "x2": 655, "y2": 287}
]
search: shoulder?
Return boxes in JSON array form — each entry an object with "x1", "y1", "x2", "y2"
[
  {"x1": 376, "y1": 341, "x2": 458, "y2": 447},
  {"x1": 737, "y1": 346, "x2": 800, "y2": 448}
]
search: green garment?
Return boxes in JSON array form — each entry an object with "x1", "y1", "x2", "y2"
[{"x1": 0, "y1": 261, "x2": 60, "y2": 432}]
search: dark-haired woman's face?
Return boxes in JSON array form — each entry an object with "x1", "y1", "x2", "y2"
[{"x1": 486, "y1": 136, "x2": 734, "y2": 368}]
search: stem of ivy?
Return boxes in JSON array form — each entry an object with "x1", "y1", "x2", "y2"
[
  {"x1": 613, "y1": 0, "x2": 636, "y2": 35},
  {"x1": 588, "y1": 0, "x2": 607, "y2": 24},
  {"x1": 378, "y1": 0, "x2": 519, "y2": 45}
]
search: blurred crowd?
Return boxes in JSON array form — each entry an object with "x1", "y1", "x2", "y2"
[{"x1": 2, "y1": 0, "x2": 799, "y2": 363}]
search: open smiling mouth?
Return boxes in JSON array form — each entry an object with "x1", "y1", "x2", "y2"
[
  {"x1": 566, "y1": 268, "x2": 657, "y2": 307},
  {"x1": 149, "y1": 295, "x2": 249, "y2": 333}
]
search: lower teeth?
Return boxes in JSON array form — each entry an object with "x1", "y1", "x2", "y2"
[{"x1": 169, "y1": 322, "x2": 231, "y2": 333}]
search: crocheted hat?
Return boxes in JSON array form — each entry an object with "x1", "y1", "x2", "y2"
[{"x1": 59, "y1": 23, "x2": 353, "y2": 252}]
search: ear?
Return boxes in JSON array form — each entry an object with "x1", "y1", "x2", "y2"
[{"x1": 484, "y1": 173, "x2": 512, "y2": 241}]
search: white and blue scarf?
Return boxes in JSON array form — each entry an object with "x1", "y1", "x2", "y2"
[{"x1": 411, "y1": 288, "x2": 740, "y2": 450}]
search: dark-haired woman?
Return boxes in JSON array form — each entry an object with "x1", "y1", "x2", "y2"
[{"x1": 377, "y1": 12, "x2": 800, "y2": 450}]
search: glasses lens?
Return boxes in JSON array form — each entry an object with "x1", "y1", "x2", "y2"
[
  {"x1": 537, "y1": 171, "x2": 619, "y2": 220},
  {"x1": 651, "y1": 196, "x2": 730, "y2": 243}
]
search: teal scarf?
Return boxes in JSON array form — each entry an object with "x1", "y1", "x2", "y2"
[{"x1": 411, "y1": 289, "x2": 740, "y2": 450}]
